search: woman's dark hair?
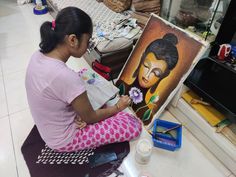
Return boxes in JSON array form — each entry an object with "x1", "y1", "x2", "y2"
[
  {"x1": 39, "y1": 7, "x2": 93, "y2": 53},
  {"x1": 133, "y1": 33, "x2": 179, "y2": 93}
]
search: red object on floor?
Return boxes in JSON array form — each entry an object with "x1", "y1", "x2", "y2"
[{"x1": 92, "y1": 60, "x2": 112, "y2": 80}]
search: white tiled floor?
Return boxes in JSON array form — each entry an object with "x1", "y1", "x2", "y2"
[{"x1": 0, "y1": 1, "x2": 235, "y2": 177}]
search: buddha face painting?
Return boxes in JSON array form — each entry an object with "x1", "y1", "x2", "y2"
[
  {"x1": 138, "y1": 52, "x2": 168, "y2": 88},
  {"x1": 134, "y1": 33, "x2": 179, "y2": 93}
]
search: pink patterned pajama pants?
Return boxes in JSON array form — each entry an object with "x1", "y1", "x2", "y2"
[{"x1": 57, "y1": 111, "x2": 142, "y2": 152}]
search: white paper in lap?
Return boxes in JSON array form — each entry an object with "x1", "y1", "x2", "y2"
[{"x1": 78, "y1": 68, "x2": 119, "y2": 110}]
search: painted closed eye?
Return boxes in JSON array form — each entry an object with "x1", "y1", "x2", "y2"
[
  {"x1": 153, "y1": 69, "x2": 162, "y2": 77},
  {"x1": 143, "y1": 62, "x2": 150, "y2": 68}
]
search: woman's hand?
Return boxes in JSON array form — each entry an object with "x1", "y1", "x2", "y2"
[
  {"x1": 72, "y1": 92, "x2": 130, "y2": 124},
  {"x1": 74, "y1": 116, "x2": 87, "y2": 129},
  {"x1": 116, "y1": 95, "x2": 131, "y2": 111}
]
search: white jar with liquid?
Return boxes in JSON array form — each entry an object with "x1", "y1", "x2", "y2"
[{"x1": 135, "y1": 138, "x2": 152, "y2": 165}]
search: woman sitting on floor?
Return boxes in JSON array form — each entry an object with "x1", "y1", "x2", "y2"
[{"x1": 25, "y1": 7, "x2": 142, "y2": 152}]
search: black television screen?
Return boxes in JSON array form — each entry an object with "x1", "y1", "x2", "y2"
[{"x1": 185, "y1": 58, "x2": 236, "y2": 122}]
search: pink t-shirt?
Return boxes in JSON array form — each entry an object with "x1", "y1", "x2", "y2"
[{"x1": 25, "y1": 51, "x2": 85, "y2": 149}]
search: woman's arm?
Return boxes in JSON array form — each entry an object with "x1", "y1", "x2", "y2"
[{"x1": 71, "y1": 91, "x2": 131, "y2": 124}]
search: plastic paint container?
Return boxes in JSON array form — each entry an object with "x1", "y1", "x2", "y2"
[{"x1": 135, "y1": 139, "x2": 152, "y2": 164}]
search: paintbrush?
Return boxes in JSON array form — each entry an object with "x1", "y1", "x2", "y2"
[
  {"x1": 157, "y1": 124, "x2": 181, "y2": 134},
  {"x1": 190, "y1": 98, "x2": 210, "y2": 106}
]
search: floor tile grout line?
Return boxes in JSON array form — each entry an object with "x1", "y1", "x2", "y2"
[
  {"x1": 0, "y1": 39, "x2": 33, "y2": 50},
  {"x1": 0, "y1": 115, "x2": 9, "y2": 120},
  {"x1": 0, "y1": 107, "x2": 29, "y2": 120},
  {"x1": 0, "y1": 37, "x2": 38, "y2": 51},
  {"x1": 7, "y1": 118, "x2": 20, "y2": 177},
  {"x1": 10, "y1": 107, "x2": 29, "y2": 115},
  {"x1": 0, "y1": 56, "x2": 4, "y2": 76},
  {"x1": 2, "y1": 69, "x2": 27, "y2": 77},
  {"x1": 0, "y1": 41, "x2": 29, "y2": 50},
  {"x1": 1, "y1": 65, "x2": 20, "y2": 177}
]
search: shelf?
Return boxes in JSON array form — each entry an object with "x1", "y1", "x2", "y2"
[
  {"x1": 185, "y1": 58, "x2": 236, "y2": 123},
  {"x1": 168, "y1": 98, "x2": 236, "y2": 174},
  {"x1": 208, "y1": 57, "x2": 236, "y2": 74},
  {"x1": 160, "y1": 0, "x2": 231, "y2": 42}
]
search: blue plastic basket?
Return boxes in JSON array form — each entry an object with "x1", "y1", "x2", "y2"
[{"x1": 152, "y1": 119, "x2": 182, "y2": 151}]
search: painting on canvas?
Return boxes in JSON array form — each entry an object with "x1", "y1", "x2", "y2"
[{"x1": 116, "y1": 14, "x2": 208, "y2": 127}]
